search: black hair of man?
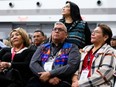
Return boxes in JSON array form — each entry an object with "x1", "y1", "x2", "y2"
[{"x1": 34, "y1": 30, "x2": 45, "y2": 36}]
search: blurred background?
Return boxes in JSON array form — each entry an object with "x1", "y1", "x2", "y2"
[{"x1": 0, "y1": 0, "x2": 116, "y2": 40}]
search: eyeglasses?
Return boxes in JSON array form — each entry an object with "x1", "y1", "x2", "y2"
[
  {"x1": 52, "y1": 28, "x2": 66, "y2": 32},
  {"x1": 92, "y1": 30, "x2": 102, "y2": 34}
]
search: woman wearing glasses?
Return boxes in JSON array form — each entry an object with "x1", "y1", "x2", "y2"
[{"x1": 72, "y1": 24, "x2": 116, "y2": 87}]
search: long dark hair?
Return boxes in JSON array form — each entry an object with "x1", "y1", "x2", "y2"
[{"x1": 60, "y1": 1, "x2": 82, "y2": 22}]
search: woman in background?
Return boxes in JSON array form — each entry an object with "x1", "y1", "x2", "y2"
[
  {"x1": 60, "y1": 1, "x2": 91, "y2": 49},
  {"x1": 0, "y1": 28, "x2": 34, "y2": 87}
]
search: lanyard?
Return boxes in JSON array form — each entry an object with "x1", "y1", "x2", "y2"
[
  {"x1": 87, "y1": 51, "x2": 91, "y2": 66},
  {"x1": 11, "y1": 48, "x2": 16, "y2": 61}
]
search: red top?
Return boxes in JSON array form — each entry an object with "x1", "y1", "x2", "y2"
[{"x1": 82, "y1": 50, "x2": 94, "y2": 77}]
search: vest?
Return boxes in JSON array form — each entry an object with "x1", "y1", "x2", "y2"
[{"x1": 60, "y1": 19, "x2": 87, "y2": 48}]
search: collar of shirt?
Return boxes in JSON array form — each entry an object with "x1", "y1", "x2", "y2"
[{"x1": 50, "y1": 42, "x2": 64, "y2": 56}]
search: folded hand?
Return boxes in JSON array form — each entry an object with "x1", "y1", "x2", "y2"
[
  {"x1": 38, "y1": 71, "x2": 51, "y2": 82},
  {"x1": 49, "y1": 77, "x2": 61, "y2": 85}
]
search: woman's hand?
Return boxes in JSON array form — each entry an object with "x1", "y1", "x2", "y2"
[
  {"x1": 0, "y1": 62, "x2": 3, "y2": 72},
  {"x1": 0, "y1": 62, "x2": 11, "y2": 70}
]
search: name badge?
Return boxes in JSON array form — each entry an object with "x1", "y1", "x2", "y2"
[
  {"x1": 44, "y1": 57, "x2": 55, "y2": 71},
  {"x1": 79, "y1": 69, "x2": 89, "y2": 80},
  {"x1": 44, "y1": 62, "x2": 53, "y2": 71}
]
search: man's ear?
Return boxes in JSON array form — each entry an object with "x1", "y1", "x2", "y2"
[{"x1": 65, "y1": 33, "x2": 68, "y2": 38}]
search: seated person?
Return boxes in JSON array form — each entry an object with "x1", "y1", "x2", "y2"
[
  {"x1": 110, "y1": 35, "x2": 116, "y2": 49},
  {"x1": 29, "y1": 30, "x2": 45, "y2": 51},
  {"x1": 0, "y1": 28, "x2": 34, "y2": 87},
  {"x1": 28, "y1": 22, "x2": 80, "y2": 87},
  {"x1": 72, "y1": 23, "x2": 116, "y2": 87}
]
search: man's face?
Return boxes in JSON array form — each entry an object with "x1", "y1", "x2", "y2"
[
  {"x1": 111, "y1": 39, "x2": 116, "y2": 47},
  {"x1": 51, "y1": 24, "x2": 67, "y2": 43},
  {"x1": 33, "y1": 32, "x2": 45, "y2": 46}
]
